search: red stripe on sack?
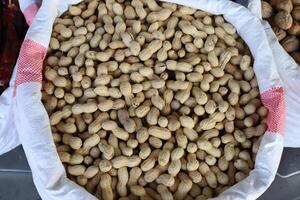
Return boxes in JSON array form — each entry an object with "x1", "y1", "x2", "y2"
[
  {"x1": 261, "y1": 87, "x2": 285, "y2": 134},
  {"x1": 15, "y1": 39, "x2": 47, "y2": 86},
  {"x1": 23, "y1": 3, "x2": 41, "y2": 25}
]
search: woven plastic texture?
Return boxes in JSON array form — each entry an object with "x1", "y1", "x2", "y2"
[
  {"x1": 15, "y1": 39, "x2": 47, "y2": 86},
  {"x1": 261, "y1": 87, "x2": 285, "y2": 133}
]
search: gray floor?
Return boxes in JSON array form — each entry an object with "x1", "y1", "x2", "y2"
[
  {"x1": 259, "y1": 148, "x2": 300, "y2": 200},
  {"x1": 0, "y1": 146, "x2": 300, "y2": 200},
  {"x1": 0, "y1": 146, "x2": 40, "y2": 200}
]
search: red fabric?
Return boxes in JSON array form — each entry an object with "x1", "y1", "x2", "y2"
[
  {"x1": 15, "y1": 39, "x2": 47, "y2": 86},
  {"x1": 23, "y1": 3, "x2": 41, "y2": 25},
  {"x1": 0, "y1": 2, "x2": 28, "y2": 90},
  {"x1": 261, "y1": 87, "x2": 285, "y2": 134}
]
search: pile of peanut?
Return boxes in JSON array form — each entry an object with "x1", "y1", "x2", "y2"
[
  {"x1": 262, "y1": 0, "x2": 300, "y2": 64},
  {"x1": 43, "y1": 0, "x2": 268, "y2": 199}
]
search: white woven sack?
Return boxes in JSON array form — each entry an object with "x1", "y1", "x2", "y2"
[
  {"x1": 0, "y1": 0, "x2": 43, "y2": 156},
  {"x1": 236, "y1": 0, "x2": 262, "y2": 18},
  {"x1": 0, "y1": 0, "x2": 289, "y2": 199},
  {"x1": 244, "y1": 0, "x2": 300, "y2": 148}
]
